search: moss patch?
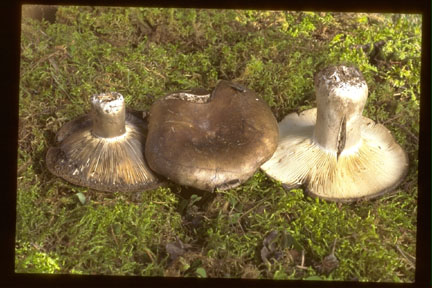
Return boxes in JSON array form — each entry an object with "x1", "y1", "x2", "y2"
[{"x1": 17, "y1": 7, "x2": 420, "y2": 282}]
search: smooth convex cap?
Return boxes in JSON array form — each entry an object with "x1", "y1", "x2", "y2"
[
  {"x1": 261, "y1": 65, "x2": 409, "y2": 202},
  {"x1": 145, "y1": 80, "x2": 279, "y2": 191},
  {"x1": 46, "y1": 92, "x2": 162, "y2": 192}
]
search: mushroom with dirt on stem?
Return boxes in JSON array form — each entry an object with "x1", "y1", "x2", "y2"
[
  {"x1": 145, "y1": 80, "x2": 279, "y2": 192},
  {"x1": 261, "y1": 65, "x2": 409, "y2": 202},
  {"x1": 46, "y1": 92, "x2": 162, "y2": 192}
]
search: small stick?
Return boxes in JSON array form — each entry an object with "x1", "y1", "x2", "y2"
[
  {"x1": 395, "y1": 245, "x2": 415, "y2": 268},
  {"x1": 381, "y1": 114, "x2": 403, "y2": 125},
  {"x1": 296, "y1": 250, "x2": 308, "y2": 270},
  {"x1": 331, "y1": 238, "x2": 337, "y2": 255},
  {"x1": 237, "y1": 198, "x2": 269, "y2": 221},
  {"x1": 110, "y1": 225, "x2": 119, "y2": 246},
  {"x1": 237, "y1": 219, "x2": 246, "y2": 235},
  {"x1": 391, "y1": 122, "x2": 419, "y2": 144},
  {"x1": 143, "y1": 247, "x2": 156, "y2": 263}
]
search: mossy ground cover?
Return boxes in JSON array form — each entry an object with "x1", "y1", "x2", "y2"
[{"x1": 16, "y1": 6, "x2": 420, "y2": 282}]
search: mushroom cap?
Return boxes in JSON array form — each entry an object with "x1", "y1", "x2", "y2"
[
  {"x1": 145, "y1": 80, "x2": 279, "y2": 191},
  {"x1": 46, "y1": 107, "x2": 162, "y2": 193},
  {"x1": 260, "y1": 108, "x2": 409, "y2": 202}
]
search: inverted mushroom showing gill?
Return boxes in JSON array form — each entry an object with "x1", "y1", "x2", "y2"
[
  {"x1": 46, "y1": 92, "x2": 162, "y2": 192},
  {"x1": 145, "y1": 80, "x2": 279, "y2": 192},
  {"x1": 261, "y1": 66, "x2": 409, "y2": 202}
]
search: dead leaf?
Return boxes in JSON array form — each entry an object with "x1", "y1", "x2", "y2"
[
  {"x1": 165, "y1": 237, "x2": 191, "y2": 261},
  {"x1": 260, "y1": 230, "x2": 282, "y2": 265},
  {"x1": 318, "y1": 239, "x2": 339, "y2": 274}
]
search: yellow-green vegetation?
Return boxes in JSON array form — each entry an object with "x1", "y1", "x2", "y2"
[{"x1": 17, "y1": 6, "x2": 420, "y2": 282}]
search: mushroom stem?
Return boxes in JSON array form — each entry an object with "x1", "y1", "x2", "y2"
[
  {"x1": 91, "y1": 92, "x2": 126, "y2": 138},
  {"x1": 313, "y1": 66, "x2": 368, "y2": 156}
]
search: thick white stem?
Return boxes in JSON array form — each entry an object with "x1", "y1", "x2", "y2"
[
  {"x1": 91, "y1": 92, "x2": 126, "y2": 138},
  {"x1": 313, "y1": 66, "x2": 368, "y2": 156}
]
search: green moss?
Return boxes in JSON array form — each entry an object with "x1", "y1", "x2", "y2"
[
  {"x1": 17, "y1": 7, "x2": 420, "y2": 281},
  {"x1": 15, "y1": 241, "x2": 61, "y2": 273}
]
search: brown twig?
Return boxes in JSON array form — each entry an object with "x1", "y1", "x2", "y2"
[
  {"x1": 395, "y1": 245, "x2": 415, "y2": 269},
  {"x1": 110, "y1": 225, "x2": 119, "y2": 246},
  {"x1": 381, "y1": 113, "x2": 403, "y2": 125},
  {"x1": 331, "y1": 238, "x2": 337, "y2": 255},
  {"x1": 237, "y1": 219, "x2": 246, "y2": 235},
  {"x1": 143, "y1": 247, "x2": 156, "y2": 263},
  {"x1": 391, "y1": 123, "x2": 419, "y2": 144},
  {"x1": 296, "y1": 250, "x2": 308, "y2": 270},
  {"x1": 237, "y1": 198, "x2": 268, "y2": 222}
]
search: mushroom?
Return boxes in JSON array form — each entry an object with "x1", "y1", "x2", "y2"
[
  {"x1": 261, "y1": 65, "x2": 408, "y2": 202},
  {"x1": 145, "y1": 80, "x2": 279, "y2": 191},
  {"x1": 46, "y1": 92, "x2": 162, "y2": 192}
]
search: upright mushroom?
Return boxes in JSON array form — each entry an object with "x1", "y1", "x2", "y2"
[
  {"x1": 145, "y1": 80, "x2": 279, "y2": 191},
  {"x1": 46, "y1": 92, "x2": 162, "y2": 192},
  {"x1": 261, "y1": 65, "x2": 408, "y2": 202}
]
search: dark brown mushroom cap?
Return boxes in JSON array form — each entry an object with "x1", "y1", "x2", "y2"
[
  {"x1": 46, "y1": 95, "x2": 162, "y2": 192},
  {"x1": 145, "y1": 80, "x2": 279, "y2": 191}
]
